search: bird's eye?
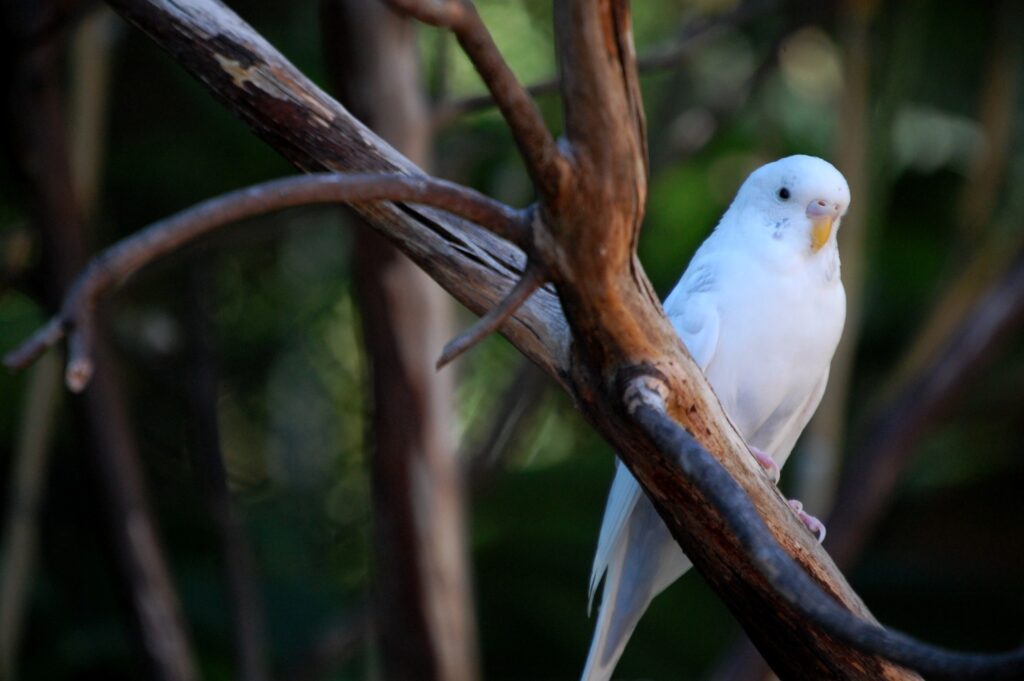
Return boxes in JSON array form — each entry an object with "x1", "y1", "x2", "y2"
[{"x1": 778, "y1": 187, "x2": 791, "y2": 200}]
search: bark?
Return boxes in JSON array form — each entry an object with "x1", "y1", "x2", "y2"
[
  {"x1": 321, "y1": 2, "x2": 478, "y2": 680},
  {"x1": 540, "y1": 4, "x2": 910, "y2": 678}
]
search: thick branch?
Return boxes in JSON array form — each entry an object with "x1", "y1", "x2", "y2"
[
  {"x1": 554, "y1": 0, "x2": 647, "y2": 188},
  {"x1": 385, "y1": 0, "x2": 568, "y2": 198},
  {"x1": 4, "y1": 172, "x2": 531, "y2": 385},
  {"x1": 116, "y1": 0, "x2": 571, "y2": 382},
  {"x1": 627, "y1": 380, "x2": 1024, "y2": 680}
]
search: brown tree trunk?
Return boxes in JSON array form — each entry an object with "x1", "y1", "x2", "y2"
[{"x1": 321, "y1": 2, "x2": 478, "y2": 680}]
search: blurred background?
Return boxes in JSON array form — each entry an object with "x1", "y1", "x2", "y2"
[{"x1": 1, "y1": 0, "x2": 1023, "y2": 679}]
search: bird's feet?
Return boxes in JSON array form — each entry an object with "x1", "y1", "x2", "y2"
[
  {"x1": 749, "y1": 445, "x2": 780, "y2": 484},
  {"x1": 788, "y1": 499, "x2": 826, "y2": 543},
  {"x1": 747, "y1": 447, "x2": 823, "y2": 541}
]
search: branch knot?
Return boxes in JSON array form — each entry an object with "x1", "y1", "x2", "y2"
[{"x1": 623, "y1": 373, "x2": 670, "y2": 416}]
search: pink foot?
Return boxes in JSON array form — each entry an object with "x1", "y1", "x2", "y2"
[
  {"x1": 788, "y1": 499, "x2": 826, "y2": 543},
  {"x1": 749, "y1": 446, "x2": 780, "y2": 483}
]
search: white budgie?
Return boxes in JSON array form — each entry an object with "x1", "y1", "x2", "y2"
[{"x1": 582, "y1": 155, "x2": 851, "y2": 681}]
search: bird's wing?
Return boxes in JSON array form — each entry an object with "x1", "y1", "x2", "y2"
[
  {"x1": 762, "y1": 367, "x2": 831, "y2": 466},
  {"x1": 667, "y1": 291, "x2": 720, "y2": 371},
  {"x1": 663, "y1": 251, "x2": 723, "y2": 371}
]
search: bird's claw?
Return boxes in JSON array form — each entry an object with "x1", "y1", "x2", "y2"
[
  {"x1": 788, "y1": 499, "x2": 826, "y2": 543},
  {"x1": 749, "y1": 445, "x2": 780, "y2": 484}
]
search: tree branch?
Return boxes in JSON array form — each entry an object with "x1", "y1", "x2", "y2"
[
  {"x1": 385, "y1": 0, "x2": 568, "y2": 199},
  {"x1": 626, "y1": 377, "x2": 1024, "y2": 680},
  {"x1": 106, "y1": 0, "x2": 570, "y2": 383},
  {"x1": 4, "y1": 172, "x2": 531, "y2": 386},
  {"x1": 436, "y1": 263, "x2": 544, "y2": 368},
  {"x1": 431, "y1": 0, "x2": 776, "y2": 128}
]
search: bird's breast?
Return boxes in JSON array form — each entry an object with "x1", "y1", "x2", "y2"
[{"x1": 704, "y1": 257, "x2": 845, "y2": 442}]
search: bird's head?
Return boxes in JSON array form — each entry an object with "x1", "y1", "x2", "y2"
[{"x1": 728, "y1": 155, "x2": 850, "y2": 257}]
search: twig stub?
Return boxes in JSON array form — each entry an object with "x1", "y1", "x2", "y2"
[{"x1": 436, "y1": 264, "x2": 544, "y2": 369}]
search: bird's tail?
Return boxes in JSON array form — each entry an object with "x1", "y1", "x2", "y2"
[
  {"x1": 581, "y1": 497, "x2": 692, "y2": 681},
  {"x1": 581, "y1": 538, "x2": 636, "y2": 681}
]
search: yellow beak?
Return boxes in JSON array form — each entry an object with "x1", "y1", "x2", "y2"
[
  {"x1": 810, "y1": 215, "x2": 834, "y2": 252},
  {"x1": 806, "y1": 199, "x2": 839, "y2": 252}
]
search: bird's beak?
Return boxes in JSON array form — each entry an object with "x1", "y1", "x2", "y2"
[{"x1": 806, "y1": 200, "x2": 839, "y2": 252}]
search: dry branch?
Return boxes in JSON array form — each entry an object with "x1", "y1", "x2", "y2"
[
  {"x1": 384, "y1": 0, "x2": 568, "y2": 198},
  {"x1": 436, "y1": 264, "x2": 544, "y2": 368},
  {"x1": 3, "y1": 172, "x2": 531, "y2": 388}
]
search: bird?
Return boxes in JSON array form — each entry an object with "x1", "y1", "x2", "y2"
[{"x1": 581, "y1": 154, "x2": 850, "y2": 681}]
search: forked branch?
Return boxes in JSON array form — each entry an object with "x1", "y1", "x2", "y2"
[
  {"x1": 4, "y1": 172, "x2": 530, "y2": 387},
  {"x1": 385, "y1": 0, "x2": 568, "y2": 197},
  {"x1": 431, "y1": 0, "x2": 776, "y2": 127}
]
